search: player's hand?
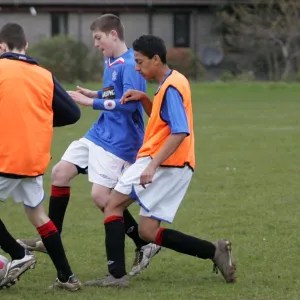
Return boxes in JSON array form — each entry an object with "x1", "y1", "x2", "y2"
[
  {"x1": 76, "y1": 85, "x2": 94, "y2": 98},
  {"x1": 140, "y1": 164, "x2": 156, "y2": 185},
  {"x1": 68, "y1": 91, "x2": 94, "y2": 107},
  {"x1": 120, "y1": 90, "x2": 146, "y2": 104}
]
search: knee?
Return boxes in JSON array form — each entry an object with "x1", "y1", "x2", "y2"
[
  {"x1": 104, "y1": 195, "x2": 117, "y2": 212},
  {"x1": 51, "y1": 162, "x2": 75, "y2": 186},
  {"x1": 103, "y1": 193, "x2": 127, "y2": 216},
  {"x1": 91, "y1": 190, "x2": 109, "y2": 210}
]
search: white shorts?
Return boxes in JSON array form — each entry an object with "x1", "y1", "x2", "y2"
[
  {"x1": 115, "y1": 156, "x2": 193, "y2": 224},
  {"x1": 61, "y1": 138, "x2": 131, "y2": 188},
  {"x1": 0, "y1": 176, "x2": 44, "y2": 208}
]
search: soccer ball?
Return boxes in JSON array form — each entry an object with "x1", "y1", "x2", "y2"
[{"x1": 0, "y1": 255, "x2": 9, "y2": 282}]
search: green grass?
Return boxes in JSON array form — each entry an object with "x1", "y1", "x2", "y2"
[{"x1": 1, "y1": 82, "x2": 300, "y2": 300}]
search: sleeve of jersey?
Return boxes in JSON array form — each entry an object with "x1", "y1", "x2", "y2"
[
  {"x1": 161, "y1": 87, "x2": 190, "y2": 135},
  {"x1": 93, "y1": 98, "x2": 138, "y2": 112},
  {"x1": 97, "y1": 90, "x2": 102, "y2": 98},
  {"x1": 52, "y1": 76, "x2": 81, "y2": 127}
]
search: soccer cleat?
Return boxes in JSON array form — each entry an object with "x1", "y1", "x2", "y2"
[
  {"x1": 84, "y1": 275, "x2": 129, "y2": 287},
  {"x1": 0, "y1": 250, "x2": 36, "y2": 289},
  {"x1": 212, "y1": 239, "x2": 236, "y2": 283},
  {"x1": 49, "y1": 274, "x2": 82, "y2": 292},
  {"x1": 17, "y1": 238, "x2": 47, "y2": 254},
  {"x1": 128, "y1": 243, "x2": 161, "y2": 276}
]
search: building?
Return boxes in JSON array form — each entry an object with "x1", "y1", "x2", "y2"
[
  {"x1": 0, "y1": 0, "x2": 258, "y2": 77},
  {"x1": 0, "y1": 1, "x2": 240, "y2": 65}
]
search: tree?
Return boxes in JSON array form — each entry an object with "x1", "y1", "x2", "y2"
[{"x1": 219, "y1": 0, "x2": 300, "y2": 80}]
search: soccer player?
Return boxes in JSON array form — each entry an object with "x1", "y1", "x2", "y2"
[
  {"x1": 18, "y1": 14, "x2": 161, "y2": 277},
  {"x1": 86, "y1": 35, "x2": 237, "y2": 287},
  {"x1": 0, "y1": 23, "x2": 81, "y2": 291}
]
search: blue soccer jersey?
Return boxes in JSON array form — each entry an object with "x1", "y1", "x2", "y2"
[
  {"x1": 157, "y1": 70, "x2": 189, "y2": 136},
  {"x1": 85, "y1": 48, "x2": 146, "y2": 163},
  {"x1": 161, "y1": 86, "x2": 190, "y2": 136}
]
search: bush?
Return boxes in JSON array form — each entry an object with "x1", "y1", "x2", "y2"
[
  {"x1": 219, "y1": 71, "x2": 236, "y2": 81},
  {"x1": 235, "y1": 71, "x2": 255, "y2": 81},
  {"x1": 28, "y1": 35, "x2": 104, "y2": 83},
  {"x1": 166, "y1": 48, "x2": 206, "y2": 80},
  {"x1": 219, "y1": 71, "x2": 255, "y2": 82}
]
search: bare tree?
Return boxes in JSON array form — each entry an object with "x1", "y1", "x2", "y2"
[{"x1": 219, "y1": 0, "x2": 300, "y2": 80}]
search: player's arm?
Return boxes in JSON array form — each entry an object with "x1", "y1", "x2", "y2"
[
  {"x1": 68, "y1": 92, "x2": 139, "y2": 112},
  {"x1": 139, "y1": 94, "x2": 152, "y2": 117},
  {"x1": 76, "y1": 85, "x2": 100, "y2": 98},
  {"x1": 121, "y1": 90, "x2": 152, "y2": 116},
  {"x1": 151, "y1": 87, "x2": 189, "y2": 167},
  {"x1": 52, "y1": 76, "x2": 81, "y2": 127},
  {"x1": 69, "y1": 65, "x2": 143, "y2": 113}
]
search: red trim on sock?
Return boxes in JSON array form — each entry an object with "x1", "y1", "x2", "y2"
[
  {"x1": 51, "y1": 185, "x2": 70, "y2": 198},
  {"x1": 155, "y1": 228, "x2": 165, "y2": 246},
  {"x1": 104, "y1": 215, "x2": 124, "y2": 225},
  {"x1": 37, "y1": 220, "x2": 58, "y2": 238}
]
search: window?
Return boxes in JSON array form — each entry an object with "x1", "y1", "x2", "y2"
[
  {"x1": 51, "y1": 13, "x2": 68, "y2": 36},
  {"x1": 173, "y1": 13, "x2": 190, "y2": 47}
]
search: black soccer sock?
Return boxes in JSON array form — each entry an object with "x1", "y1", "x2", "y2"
[
  {"x1": 123, "y1": 209, "x2": 148, "y2": 248},
  {"x1": 104, "y1": 216, "x2": 126, "y2": 278},
  {"x1": 48, "y1": 185, "x2": 70, "y2": 234},
  {"x1": 155, "y1": 228, "x2": 216, "y2": 259},
  {"x1": 0, "y1": 219, "x2": 25, "y2": 260},
  {"x1": 37, "y1": 220, "x2": 73, "y2": 282}
]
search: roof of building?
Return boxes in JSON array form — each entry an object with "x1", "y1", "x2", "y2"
[{"x1": 0, "y1": 0, "x2": 255, "y2": 6}]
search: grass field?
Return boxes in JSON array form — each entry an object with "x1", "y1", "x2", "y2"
[{"x1": 1, "y1": 82, "x2": 300, "y2": 300}]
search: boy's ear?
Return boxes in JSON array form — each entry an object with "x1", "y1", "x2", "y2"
[
  {"x1": 110, "y1": 30, "x2": 118, "y2": 40},
  {"x1": 0, "y1": 42, "x2": 7, "y2": 55}
]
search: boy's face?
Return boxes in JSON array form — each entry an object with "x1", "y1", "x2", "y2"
[
  {"x1": 134, "y1": 51, "x2": 158, "y2": 80},
  {"x1": 92, "y1": 29, "x2": 115, "y2": 58}
]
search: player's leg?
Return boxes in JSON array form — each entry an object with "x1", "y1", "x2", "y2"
[
  {"x1": 49, "y1": 138, "x2": 90, "y2": 234},
  {"x1": 25, "y1": 205, "x2": 81, "y2": 291},
  {"x1": 85, "y1": 157, "x2": 159, "y2": 287},
  {"x1": 18, "y1": 138, "x2": 89, "y2": 253},
  {"x1": 0, "y1": 177, "x2": 36, "y2": 289},
  {"x1": 85, "y1": 190, "x2": 132, "y2": 287},
  {"x1": 88, "y1": 143, "x2": 159, "y2": 270},
  {"x1": 0, "y1": 219, "x2": 26, "y2": 261},
  {"x1": 94, "y1": 160, "x2": 235, "y2": 286},
  {"x1": 139, "y1": 215, "x2": 236, "y2": 283},
  {"x1": 137, "y1": 166, "x2": 236, "y2": 284},
  {"x1": 92, "y1": 183, "x2": 149, "y2": 248},
  {"x1": 0, "y1": 219, "x2": 36, "y2": 289},
  {"x1": 21, "y1": 176, "x2": 81, "y2": 291}
]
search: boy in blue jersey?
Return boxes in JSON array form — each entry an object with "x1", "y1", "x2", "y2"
[{"x1": 18, "y1": 14, "x2": 161, "y2": 278}]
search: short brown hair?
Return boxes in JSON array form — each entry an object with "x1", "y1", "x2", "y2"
[
  {"x1": 90, "y1": 14, "x2": 125, "y2": 41},
  {"x1": 0, "y1": 23, "x2": 27, "y2": 51}
]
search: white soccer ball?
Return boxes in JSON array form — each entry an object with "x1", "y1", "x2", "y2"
[{"x1": 0, "y1": 255, "x2": 9, "y2": 282}]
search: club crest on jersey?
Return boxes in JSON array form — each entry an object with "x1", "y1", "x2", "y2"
[
  {"x1": 104, "y1": 100, "x2": 116, "y2": 110},
  {"x1": 112, "y1": 70, "x2": 117, "y2": 81}
]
